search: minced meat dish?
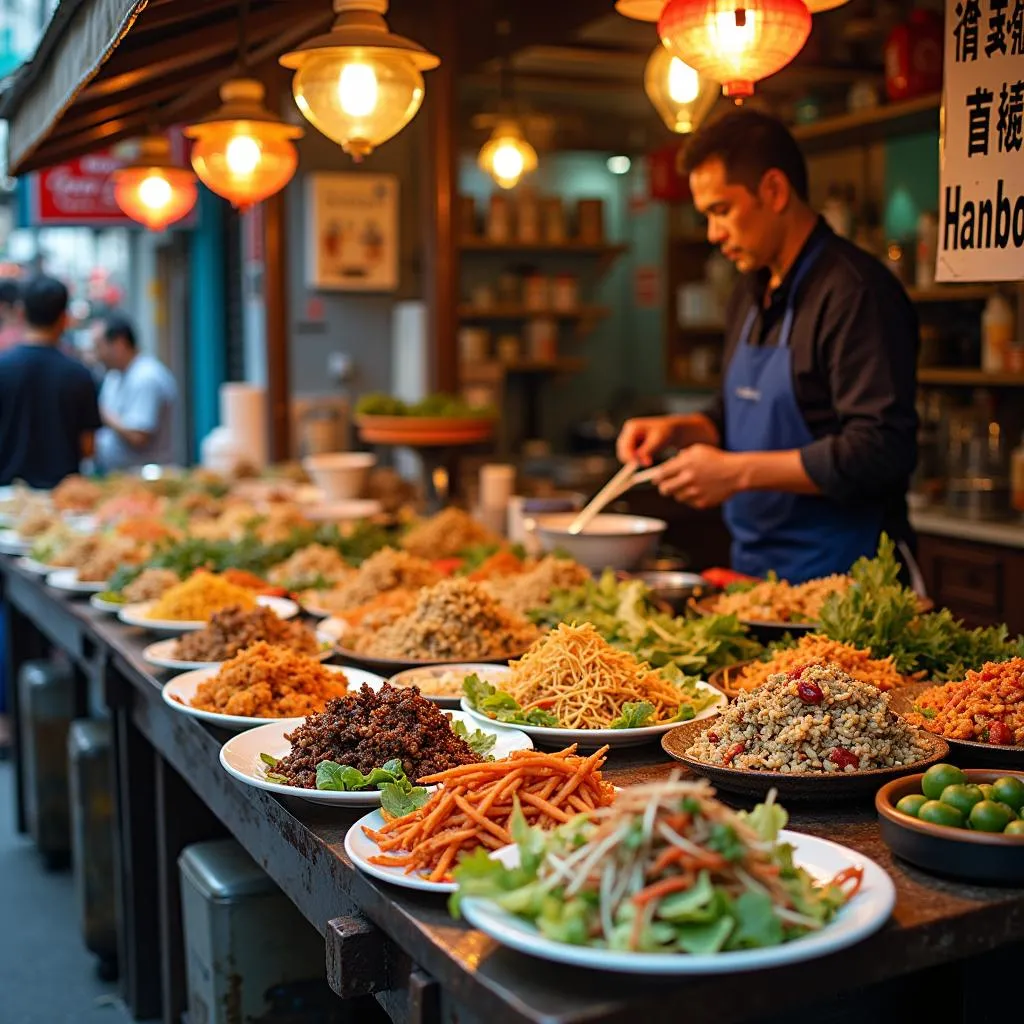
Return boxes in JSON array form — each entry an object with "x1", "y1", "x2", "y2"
[
  {"x1": 175, "y1": 604, "x2": 320, "y2": 663},
  {"x1": 272, "y1": 683, "x2": 478, "y2": 787}
]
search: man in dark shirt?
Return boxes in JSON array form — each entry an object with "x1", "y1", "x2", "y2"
[
  {"x1": 617, "y1": 111, "x2": 918, "y2": 583},
  {"x1": 0, "y1": 275, "x2": 102, "y2": 488}
]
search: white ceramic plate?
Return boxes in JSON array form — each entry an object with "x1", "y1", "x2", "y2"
[
  {"x1": 219, "y1": 710, "x2": 533, "y2": 805},
  {"x1": 302, "y1": 499, "x2": 383, "y2": 522},
  {"x1": 17, "y1": 556, "x2": 57, "y2": 575},
  {"x1": 0, "y1": 530, "x2": 30, "y2": 555},
  {"x1": 90, "y1": 594, "x2": 126, "y2": 613},
  {"x1": 144, "y1": 631, "x2": 337, "y2": 672},
  {"x1": 388, "y1": 664, "x2": 512, "y2": 708},
  {"x1": 459, "y1": 683, "x2": 726, "y2": 749},
  {"x1": 345, "y1": 809, "x2": 457, "y2": 893},
  {"x1": 460, "y1": 830, "x2": 895, "y2": 974},
  {"x1": 119, "y1": 594, "x2": 299, "y2": 633},
  {"x1": 163, "y1": 664, "x2": 378, "y2": 730},
  {"x1": 46, "y1": 568, "x2": 105, "y2": 594}
]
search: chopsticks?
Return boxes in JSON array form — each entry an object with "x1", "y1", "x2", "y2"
[{"x1": 567, "y1": 463, "x2": 662, "y2": 535}]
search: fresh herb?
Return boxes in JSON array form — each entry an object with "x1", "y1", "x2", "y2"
[
  {"x1": 259, "y1": 752, "x2": 291, "y2": 785},
  {"x1": 530, "y1": 571, "x2": 763, "y2": 682},
  {"x1": 462, "y1": 674, "x2": 560, "y2": 727},
  {"x1": 448, "y1": 716, "x2": 497, "y2": 759},
  {"x1": 609, "y1": 701, "x2": 655, "y2": 729},
  {"x1": 96, "y1": 589, "x2": 127, "y2": 606},
  {"x1": 913, "y1": 704, "x2": 937, "y2": 720},
  {"x1": 357, "y1": 392, "x2": 496, "y2": 419}
]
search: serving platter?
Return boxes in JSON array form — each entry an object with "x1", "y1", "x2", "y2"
[
  {"x1": 46, "y1": 568, "x2": 105, "y2": 594},
  {"x1": 144, "y1": 631, "x2": 337, "y2": 672},
  {"x1": 345, "y1": 809, "x2": 457, "y2": 893},
  {"x1": 662, "y1": 718, "x2": 949, "y2": 801},
  {"x1": 460, "y1": 833, "x2": 895, "y2": 974},
  {"x1": 460, "y1": 682, "x2": 726, "y2": 750},
  {"x1": 0, "y1": 530, "x2": 30, "y2": 555},
  {"x1": 163, "y1": 664, "x2": 379, "y2": 730},
  {"x1": 876, "y1": 769, "x2": 1024, "y2": 885},
  {"x1": 219, "y1": 710, "x2": 533, "y2": 805},
  {"x1": 388, "y1": 663, "x2": 512, "y2": 708},
  {"x1": 15, "y1": 556, "x2": 54, "y2": 575},
  {"x1": 90, "y1": 593, "x2": 126, "y2": 613},
  {"x1": 889, "y1": 682, "x2": 1024, "y2": 769},
  {"x1": 119, "y1": 594, "x2": 299, "y2": 633}
]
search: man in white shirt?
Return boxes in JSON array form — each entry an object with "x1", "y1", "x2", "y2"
[{"x1": 94, "y1": 313, "x2": 178, "y2": 471}]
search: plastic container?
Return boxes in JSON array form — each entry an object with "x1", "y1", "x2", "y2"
[{"x1": 982, "y1": 293, "x2": 1015, "y2": 372}]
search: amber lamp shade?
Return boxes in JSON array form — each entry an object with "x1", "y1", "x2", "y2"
[
  {"x1": 658, "y1": 0, "x2": 812, "y2": 98},
  {"x1": 618, "y1": 0, "x2": 845, "y2": 17},
  {"x1": 112, "y1": 136, "x2": 198, "y2": 231},
  {"x1": 280, "y1": 0, "x2": 439, "y2": 160},
  {"x1": 644, "y1": 45, "x2": 720, "y2": 133},
  {"x1": 478, "y1": 121, "x2": 539, "y2": 190},
  {"x1": 186, "y1": 79, "x2": 303, "y2": 210}
]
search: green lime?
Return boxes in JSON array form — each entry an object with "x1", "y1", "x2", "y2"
[
  {"x1": 991, "y1": 776, "x2": 1024, "y2": 812},
  {"x1": 979, "y1": 783, "x2": 997, "y2": 800},
  {"x1": 995, "y1": 801, "x2": 1020, "y2": 820},
  {"x1": 896, "y1": 794, "x2": 929, "y2": 817},
  {"x1": 918, "y1": 800, "x2": 966, "y2": 829},
  {"x1": 1003, "y1": 820, "x2": 1024, "y2": 836},
  {"x1": 939, "y1": 784, "x2": 984, "y2": 817},
  {"x1": 922, "y1": 764, "x2": 967, "y2": 800},
  {"x1": 969, "y1": 800, "x2": 1015, "y2": 833}
]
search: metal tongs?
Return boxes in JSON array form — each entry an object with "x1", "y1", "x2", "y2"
[{"x1": 566, "y1": 462, "x2": 661, "y2": 535}]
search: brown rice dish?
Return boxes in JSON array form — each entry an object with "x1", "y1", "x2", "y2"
[
  {"x1": 187, "y1": 642, "x2": 347, "y2": 718},
  {"x1": 687, "y1": 663, "x2": 931, "y2": 773},
  {"x1": 174, "y1": 605, "x2": 322, "y2": 663},
  {"x1": 347, "y1": 577, "x2": 539, "y2": 662},
  {"x1": 78, "y1": 536, "x2": 148, "y2": 583},
  {"x1": 399, "y1": 507, "x2": 500, "y2": 559},
  {"x1": 146, "y1": 572, "x2": 256, "y2": 621},
  {"x1": 123, "y1": 568, "x2": 180, "y2": 603},
  {"x1": 17, "y1": 509, "x2": 60, "y2": 539},
  {"x1": 303, "y1": 547, "x2": 440, "y2": 614},
  {"x1": 903, "y1": 659, "x2": 1024, "y2": 746},
  {"x1": 482, "y1": 556, "x2": 590, "y2": 615},
  {"x1": 725, "y1": 635, "x2": 910, "y2": 694},
  {"x1": 52, "y1": 475, "x2": 103, "y2": 512},
  {"x1": 708, "y1": 574, "x2": 851, "y2": 623},
  {"x1": 268, "y1": 544, "x2": 352, "y2": 589}
]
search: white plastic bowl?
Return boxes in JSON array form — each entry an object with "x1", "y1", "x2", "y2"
[
  {"x1": 530, "y1": 512, "x2": 666, "y2": 572},
  {"x1": 302, "y1": 452, "x2": 376, "y2": 500}
]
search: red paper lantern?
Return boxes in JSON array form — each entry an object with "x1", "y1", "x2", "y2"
[
  {"x1": 658, "y1": 0, "x2": 812, "y2": 99},
  {"x1": 883, "y1": 10, "x2": 943, "y2": 102}
]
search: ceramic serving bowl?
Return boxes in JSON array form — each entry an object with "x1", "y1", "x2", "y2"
[
  {"x1": 530, "y1": 512, "x2": 666, "y2": 572},
  {"x1": 302, "y1": 452, "x2": 376, "y2": 500}
]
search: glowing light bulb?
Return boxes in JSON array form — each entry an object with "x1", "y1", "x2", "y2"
[
  {"x1": 337, "y1": 63, "x2": 379, "y2": 117},
  {"x1": 713, "y1": 8, "x2": 757, "y2": 55},
  {"x1": 492, "y1": 143, "x2": 525, "y2": 185},
  {"x1": 138, "y1": 175, "x2": 172, "y2": 210},
  {"x1": 224, "y1": 135, "x2": 262, "y2": 176},
  {"x1": 668, "y1": 57, "x2": 701, "y2": 103}
]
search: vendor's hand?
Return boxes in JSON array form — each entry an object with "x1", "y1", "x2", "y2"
[
  {"x1": 652, "y1": 445, "x2": 744, "y2": 509},
  {"x1": 616, "y1": 416, "x2": 677, "y2": 467}
]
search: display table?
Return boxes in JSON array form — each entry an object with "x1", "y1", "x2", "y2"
[{"x1": 3, "y1": 559, "x2": 1024, "y2": 1024}]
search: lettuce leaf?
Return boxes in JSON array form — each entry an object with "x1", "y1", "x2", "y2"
[
  {"x1": 462, "y1": 674, "x2": 560, "y2": 727},
  {"x1": 609, "y1": 700, "x2": 655, "y2": 730}
]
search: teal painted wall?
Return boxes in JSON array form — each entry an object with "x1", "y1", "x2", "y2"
[{"x1": 884, "y1": 132, "x2": 940, "y2": 242}]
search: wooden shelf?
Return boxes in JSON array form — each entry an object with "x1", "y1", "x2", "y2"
[
  {"x1": 791, "y1": 93, "x2": 940, "y2": 153},
  {"x1": 462, "y1": 357, "x2": 586, "y2": 381},
  {"x1": 458, "y1": 304, "x2": 610, "y2": 321},
  {"x1": 918, "y1": 368, "x2": 1024, "y2": 386},
  {"x1": 459, "y1": 239, "x2": 627, "y2": 256},
  {"x1": 906, "y1": 284, "x2": 997, "y2": 304}
]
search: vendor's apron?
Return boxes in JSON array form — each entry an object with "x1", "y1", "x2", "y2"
[{"x1": 722, "y1": 241, "x2": 883, "y2": 583}]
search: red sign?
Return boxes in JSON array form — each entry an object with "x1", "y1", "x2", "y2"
[{"x1": 32, "y1": 151, "x2": 131, "y2": 225}]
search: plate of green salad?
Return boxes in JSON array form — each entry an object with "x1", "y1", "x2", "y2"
[{"x1": 453, "y1": 778, "x2": 894, "y2": 973}]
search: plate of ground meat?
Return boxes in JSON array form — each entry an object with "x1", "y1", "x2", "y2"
[
  {"x1": 162, "y1": 643, "x2": 382, "y2": 729},
  {"x1": 892, "y1": 661, "x2": 1024, "y2": 767},
  {"x1": 664, "y1": 663, "x2": 948, "y2": 800},
  {"x1": 218, "y1": 685, "x2": 533, "y2": 806},
  {"x1": 143, "y1": 604, "x2": 334, "y2": 670}
]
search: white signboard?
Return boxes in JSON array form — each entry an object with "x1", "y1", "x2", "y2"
[
  {"x1": 936, "y1": 0, "x2": 1024, "y2": 282},
  {"x1": 305, "y1": 173, "x2": 399, "y2": 292}
]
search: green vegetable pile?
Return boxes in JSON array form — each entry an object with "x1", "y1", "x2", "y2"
[
  {"x1": 894, "y1": 763, "x2": 1024, "y2": 836},
  {"x1": 451, "y1": 782, "x2": 856, "y2": 954},
  {"x1": 356, "y1": 392, "x2": 496, "y2": 419},
  {"x1": 816, "y1": 537, "x2": 1024, "y2": 680},
  {"x1": 529, "y1": 571, "x2": 763, "y2": 684}
]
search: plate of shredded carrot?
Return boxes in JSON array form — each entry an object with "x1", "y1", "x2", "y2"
[{"x1": 345, "y1": 745, "x2": 616, "y2": 891}]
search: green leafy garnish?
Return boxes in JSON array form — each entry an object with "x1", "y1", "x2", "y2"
[
  {"x1": 462, "y1": 674, "x2": 559, "y2": 727},
  {"x1": 259, "y1": 752, "x2": 290, "y2": 785},
  {"x1": 609, "y1": 701, "x2": 655, "y2": 729},
  {"x1": 448, "y1": 716, "x2": 497, "y2": 759},
  {"x1": 741, "y1": 799, "x2": 788, "y2": 843},
  {"x1": 96, "y1": 590, "x2": 127, "y2": 605}
]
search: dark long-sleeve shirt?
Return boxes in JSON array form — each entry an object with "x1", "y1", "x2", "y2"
[{"x1": 704, "y1": 219, "x2": 919, "y2": 546}]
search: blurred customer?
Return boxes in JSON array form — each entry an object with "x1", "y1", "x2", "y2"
[
  {"x1": 94, "y1": 312, "x2": 178, "y2": 471},
  {"x1": 0, "y1": 275, "x2": 101, "y2": 488},
  {"x1": 0, "y1": 279, "x2": 22, "y2": 352}
]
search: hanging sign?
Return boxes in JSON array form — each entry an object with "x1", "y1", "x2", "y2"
[
  {"x1": 936, "y1": 0, "x2": 1024, "y2": 281},
  {"x1": 28, "y1": 151, "x2": 131, "y2": 225}
]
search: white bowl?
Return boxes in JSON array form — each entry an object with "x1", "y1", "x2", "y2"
[
  {"x1": 302, "y1": 452, "x2": 376, "y2": 500},
  {"x1": 530, "y1": 512, "x2": 666, "y2": 572}
]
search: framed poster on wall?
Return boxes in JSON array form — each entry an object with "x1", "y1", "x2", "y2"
[{"x1": 305, "y1": 172, "x2": 398, "y2": 291}]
